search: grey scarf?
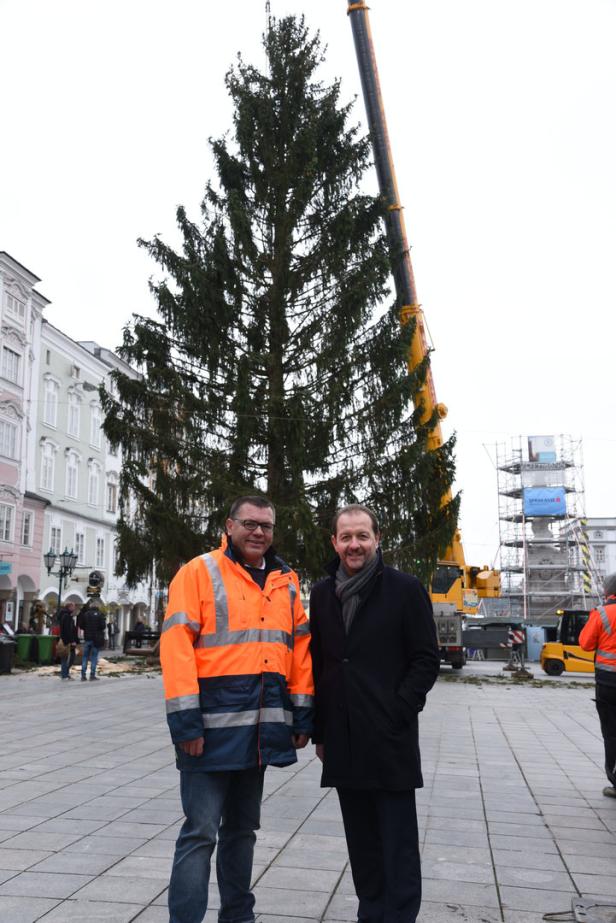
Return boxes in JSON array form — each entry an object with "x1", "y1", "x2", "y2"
[{"x1": 335, "y1": 553, "x2": 380, "y2": 634}]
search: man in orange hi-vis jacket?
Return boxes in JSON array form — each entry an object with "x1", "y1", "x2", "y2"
[
  {"x1": 579, "y1": 571, "x2": 616, "y2": 800},
  {"x1": 161, "y1": 495, "x2": 314, "y2": 923}
]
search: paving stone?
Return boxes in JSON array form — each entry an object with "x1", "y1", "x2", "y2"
[
  {"x1": 500, "y1": 886, "x2": 579, "y2": 913},
  {"x1": 39, "y1": 898, "x2": 147, "y2": 920},
  {"x1": 0, "y1": 870, "x2": 94, "y2": 898},
  {"x1": 0, "y1": 895, "x2": 60, "y2": 922},
  {"x1": 0, "y1": 848, "x2": 52, "y2": 870},
  {"x1": 252, "y1": 885, "x2": 330, "y2": 917},
  {"x1": 72, "y1": 872, "x2": 168, "y2": 903},
  {"x1": 258, "y1": 864, "x2": 340, "y2": 892}
]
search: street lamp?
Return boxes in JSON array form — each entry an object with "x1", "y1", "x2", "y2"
[{"x1": 44, "y1": 547, "x2": 78, "y2": 610}]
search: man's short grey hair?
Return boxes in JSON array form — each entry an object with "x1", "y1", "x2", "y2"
[
  {"x1": 228, "y1": 495, "x2": 276, "y2": 521},
  {"x1": 604, "y1": 572, "x2": 616, "y2": 598},
  {"x1": 331, "y1": 504, "x2": 380, "y2": 537}
]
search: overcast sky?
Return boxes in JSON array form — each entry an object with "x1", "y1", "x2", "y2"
[{"x1": 2, "y1": 0, "x2": 615, "y2": 567}]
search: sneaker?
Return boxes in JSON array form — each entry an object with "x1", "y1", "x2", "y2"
[
  {"x1": 90, "y1": 676, "x2": 99, "y2": 681},
  {"x1": 603, "y1": 786, "x2": 616, "y2": 799}
]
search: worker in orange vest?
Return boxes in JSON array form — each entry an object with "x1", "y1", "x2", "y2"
[
  {"x1": 160, "y1": 495, "x2": 314, "y2": 923},
  {"x1": 579, "y1": 572, "x2": 616, "y2": 799}
]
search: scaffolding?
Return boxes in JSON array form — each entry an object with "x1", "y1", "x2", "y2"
[{"x1": 495, "y1": 435, "x2": 601, "y2": 623}]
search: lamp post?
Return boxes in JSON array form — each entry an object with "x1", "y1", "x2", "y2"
[{"x1": 44, "y1": 547, "x2": 78, "y2": 610}]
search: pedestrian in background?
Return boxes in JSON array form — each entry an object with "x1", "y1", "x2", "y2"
[
  {"x1": 579, "y1": 572, "x2": 616, "y2": 798},
  {"x1": 59, "y1": 602, "x2": 77, "y2": 681},
  {"x1": 310, "y1": 504, "x2": 440, "y2": 923},
  {"x1": 79, "y1": 602, "x2": 106, "y2": 682},
  {"x1": 160, "y1": 495, "x2": 314, "y2": 923}
]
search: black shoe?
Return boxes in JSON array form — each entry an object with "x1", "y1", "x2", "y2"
[
  {"x1": 81, "y1": 675, "x2": 87, "y2": 681},
  {"x1": 90, "y1": 676, "x2": 100, "y2": 681},
  {"x1": 603, "y1": 786, "x2": 616, "y2": 799}
]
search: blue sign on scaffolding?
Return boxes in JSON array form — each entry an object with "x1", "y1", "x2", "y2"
[
  {"x1": 523, "y1": 487, "x2": 567, "y2": 518},
  {"x1": 0, "y1": 562, "x2": 12, "y2": 575}
]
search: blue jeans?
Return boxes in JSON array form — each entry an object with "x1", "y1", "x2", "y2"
[
  {"x1": 60, "y1": 646, "x2": 75, "y2": 678},
  {"x1": 81, "y1": 641, "x2": 100, "y2": 678},
  {"x1": 168, "y1": 767, "x2": 265, "y2": 923}
]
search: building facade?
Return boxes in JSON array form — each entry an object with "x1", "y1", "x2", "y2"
[
  {"x1": 33, "y1": 323, "x2": 153, "y2": 640},
  {"x1": 0, "y1": 252, "x2": 154, "y2": 642},
  {"x1": 0, "y1": 252, "x2": 49, "y2": 627},
  {"x1": 586, "y1": 517, "x2": 616, "y2": 590}
]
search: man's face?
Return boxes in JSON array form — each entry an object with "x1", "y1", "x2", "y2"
[
  {"x1": 226, "y1": 502, "x2": 275, "y2": 566},
  {"x1": 332, "y1": 511, "x2": 380, "y2": 575},
  {"x1": 66, "y1": 604, "x2": 75, "y2": 614}
]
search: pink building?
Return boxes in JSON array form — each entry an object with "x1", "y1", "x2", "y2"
[{"x1": 0, "y1": 253, "x2": 48, "y2": 628}]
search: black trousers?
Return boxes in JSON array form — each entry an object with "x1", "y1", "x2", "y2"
[
  {"x1": 337, "y1": 788, "x2": 421, "y2": 923},
  {"x1": 596, "y1": 682, "x2": 616, "y2": 787}
]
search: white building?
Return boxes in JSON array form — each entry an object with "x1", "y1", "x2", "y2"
[
  {"x1": 586, "y1": 517, "x2": 616, "y2": 589},
  {"x1": 32, "y1": 321, "x2": 154, "y2": 642}
]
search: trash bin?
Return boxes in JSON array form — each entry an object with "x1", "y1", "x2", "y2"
[
  {"x1": 0, "y1": 639, "x2": 16, "y2": 674},
  {"x1": 36, "y1": 634, "x2": 55, "y2": 665},
  {"x1": 15, "y1": 634, "x2": 34, "y2": 662}
]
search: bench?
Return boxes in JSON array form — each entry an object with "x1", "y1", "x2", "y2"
[{"x1": 123, "y1": 630, "x2": 161, "y2": 657}]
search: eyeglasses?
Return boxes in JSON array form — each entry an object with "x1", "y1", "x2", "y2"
[{"x1": 233, "y1": 518, "x2": 275, "y2": 534}]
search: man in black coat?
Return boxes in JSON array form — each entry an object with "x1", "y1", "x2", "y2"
[
  {"x1": 310, "y1": 504, "x2": 440, "y2": 923},
  {"x1": 79, "y1": 602, "x2": 106, "y2": 682},
  {"x1": 59, "y1": 603, "x2": 78, "y2": 680}
]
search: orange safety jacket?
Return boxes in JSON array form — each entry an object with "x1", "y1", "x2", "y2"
[
  {"x1": 160, "y1": 535, "x2": 314, "y2": 772},
  {"x1": 579, "y1": 596, "x2": 616, "y2": 682}
]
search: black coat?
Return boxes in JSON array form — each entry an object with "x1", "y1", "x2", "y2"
[
  {"x1": 81, "y1": 607, "x2": 106, "y2": 648},
  {"x1": 309, "y1": 554, "x2": 440, "y2": 791},
  {"x1": 59, "y1": 610, "x2": 78, "y2": 645}
]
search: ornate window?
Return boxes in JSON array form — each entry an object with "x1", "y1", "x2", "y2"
[
  {"x1": 0, "y1": 418, "x2": 18, "y2": 459},
  {"x1": 21, "y1": 511, "x2": 33, "y2": 546},
  {"x1": 106, "y1": 472, "x2": 118, "y2": 514},
  {"x1": 40, "y1": 441, "x2": 57, "y2": 491},
  {"x1": 67, "y1": 391, "x2": 81, "y2": 438},
  {"x1": 1, "y1": 346, "x2": 21, "y2": 384},
  {"x1": 88, "y1": 460, "x2": 101, "y2": 506},
  {"x1": 90, "y1": 404, "x2": 102, "y2": 448},
  {"x1": 96, "y1": 536, "x2": 105, "y2": 568},
  {"x1": 43, "y1": 377, "x2": 59, "y2": 426},
  {"x1": 0, "y1": 503, "x2": 14, "y2": 542},
  {"x1": 50, "y1": 525, "x2": 62, "y2": 555},
  {"x1": 75, "y1": 531, "x2": 85, "y2": 564},
  {"x1": 5, "y1": 292, "x2": 25, "y2": 320},
  {"x1": 65, "y1": 450, "x2": 80, "y2": 499}
]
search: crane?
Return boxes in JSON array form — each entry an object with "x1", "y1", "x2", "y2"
[{"x1": 346, "y1": 1, "x2": 499, "y2": 664}]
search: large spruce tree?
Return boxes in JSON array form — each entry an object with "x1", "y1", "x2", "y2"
[{"x1": 102, "y1": 15, "x2": 459, "y2": 586}]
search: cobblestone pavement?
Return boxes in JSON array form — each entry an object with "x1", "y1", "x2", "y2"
[{"x1": 0, "y1": 670, "x2": 615, "y2": 923}]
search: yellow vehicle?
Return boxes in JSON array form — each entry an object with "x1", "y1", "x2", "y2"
[
  {"x1": 540, "y1": 609, "x2": 594, "y2": 676},
  {"x1": 346, "y1": 1, "x2": 501, "y2": 664}
]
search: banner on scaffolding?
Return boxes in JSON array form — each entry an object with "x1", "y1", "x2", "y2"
[
  {"x1": 523, "y1": 486, "x2": 567, "y2": 517},
  {"x1": 528, "y1": 435, "x2": 557, "y2": 463}
]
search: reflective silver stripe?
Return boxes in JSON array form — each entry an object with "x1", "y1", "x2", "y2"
[
  {"x1": 201, "y1": 554, "x2": 229, "y2": 635},
  {"x1": 596, "y1": 663, "x2": 616, "y2": 673},
  {"x1": 202, "y1": 707, "x2": 292, "y2": 728},
  {"x1": 290, "y1": 693, "x2": 314, "y2": 707},
  {"x1": 295, "y1": 622, "x2": 311, "y2": 637},
  {"x1": 166, "y1": 694, "x2": 201, "y2": 714},
  {"x1": 597, "y1": 649, "x2": 616, "y2": 660},
  {"x1": 162, "y1": 612, "x2": 200, "y2": 635},
  {"x1": 198, "y1": 554, "x2": 293, "y2": 649},
  {"x1": 598, "y1": 606, "x2": 613, "y2": 636},
  {"x1": 195, "y1": 628, "x2": 293, "y2": 649}
]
